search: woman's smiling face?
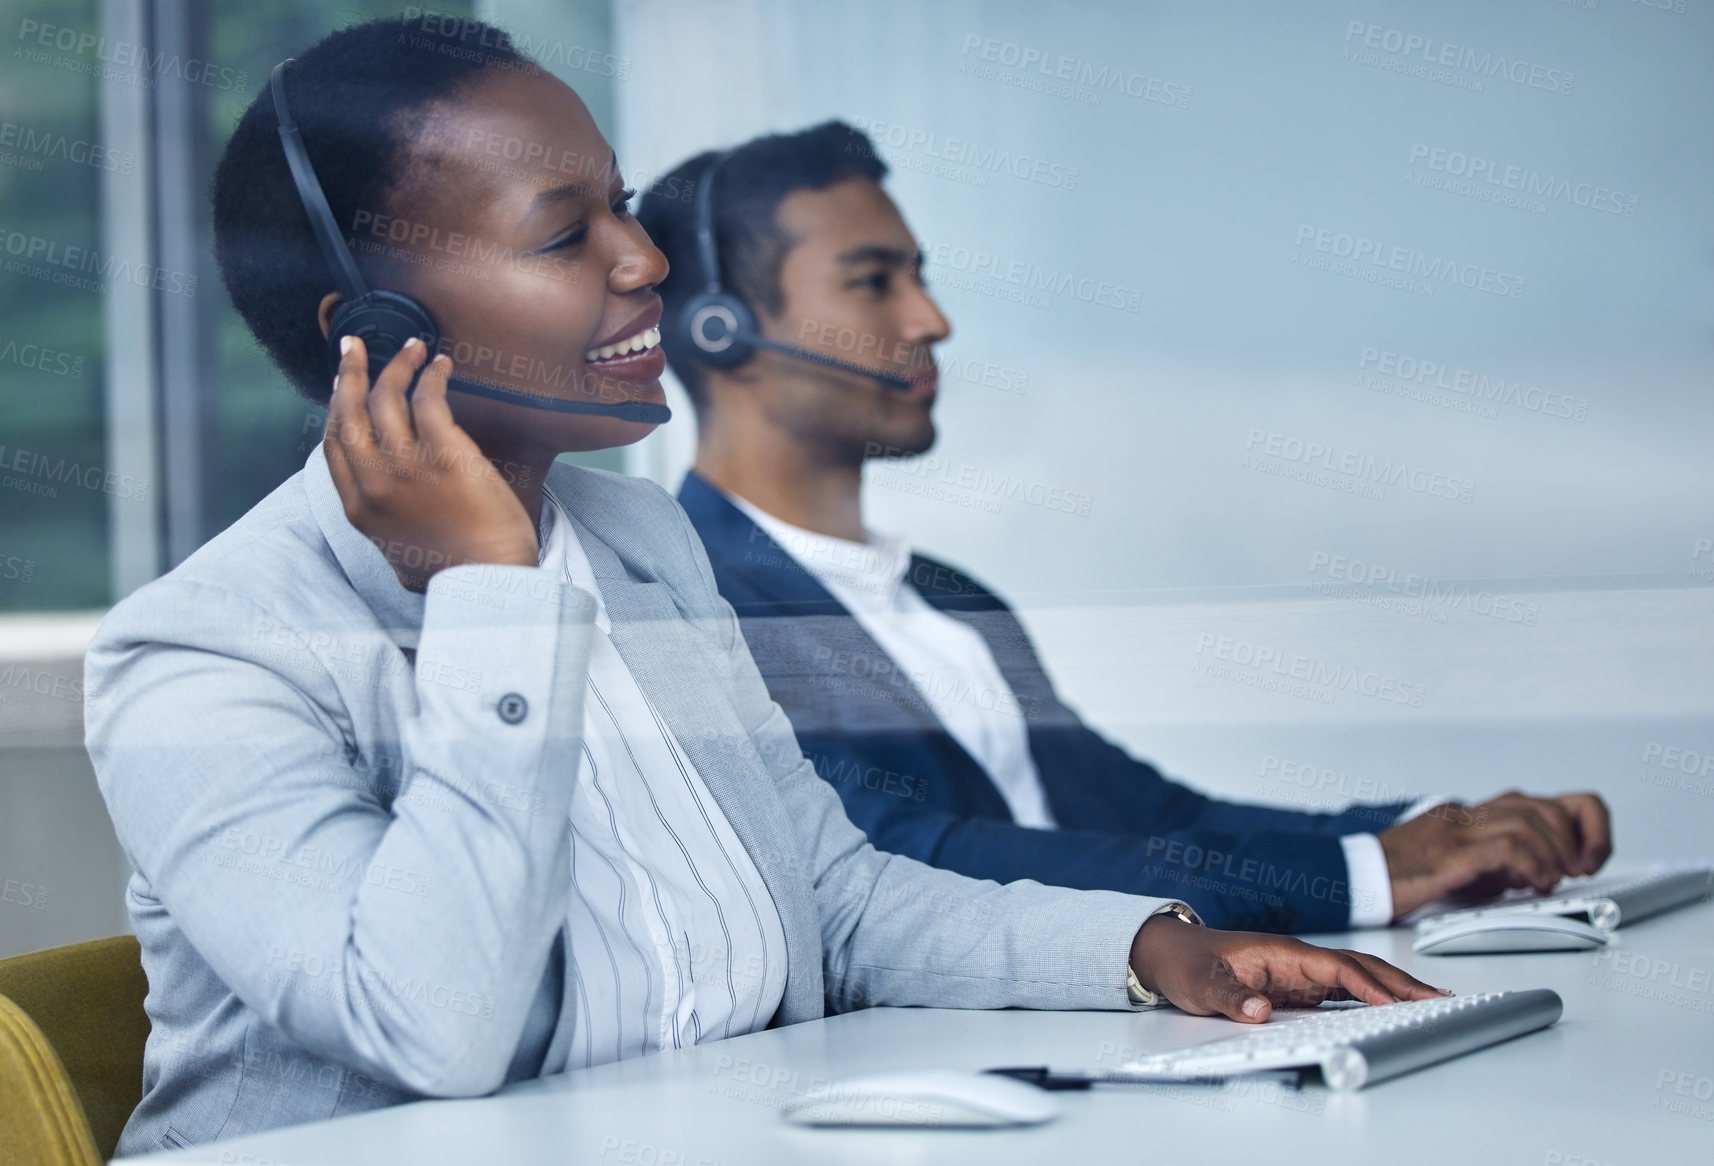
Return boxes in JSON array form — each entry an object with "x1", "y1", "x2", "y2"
[{"x1": 343, "y1": 65, "x2": 670, "y2": 458}]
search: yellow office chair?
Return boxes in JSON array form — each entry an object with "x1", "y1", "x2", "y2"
[{"x1": 0, "y1": 935, "x2": 150, "y2": 1166}]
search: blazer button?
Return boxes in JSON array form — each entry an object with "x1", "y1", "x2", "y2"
[{"x1": 497, "y1": 693, "x2": 529, "y2": 725}]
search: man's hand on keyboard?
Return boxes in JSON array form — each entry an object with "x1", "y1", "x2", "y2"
[
  {"x1": 1128, "y1": 915, "x2": 1448, "y2": 1024},
  {"x1": 1380, "y1": 790, "x2": 1614, "y2": 917}
]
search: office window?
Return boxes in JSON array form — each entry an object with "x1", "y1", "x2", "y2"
[
  {"x1": 0, "y1": 0, "x2": 108, "y2": 611},
  {"x1": 0, "y1": 0, "x2": 620, "y2": 613}
]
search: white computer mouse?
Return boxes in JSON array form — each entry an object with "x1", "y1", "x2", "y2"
[
  {"x1": 1413, "y1": 913, "x2": 1614, "y2": 955},
  {"x1": 779, "y1": 1070, "x2": 1060, "y2": 1128}
]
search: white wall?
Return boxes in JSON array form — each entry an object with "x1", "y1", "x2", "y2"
[
  {"x1": 610, "y1": 0, "x2": 1714, "y2": 847},
  {"x1": 0, "y1": 614, "x2": 126, "y2": 959},
  {"x1": 616, "y1": 0, "x2": 1711, "y2": 587}
]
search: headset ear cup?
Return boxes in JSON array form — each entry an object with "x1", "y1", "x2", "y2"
[
  {"x1": 327, "y1": 289, "x2": 442, "y2": 380},
  {"x1": 680, "y1": 291, "x2": 757, "y2": 370}
]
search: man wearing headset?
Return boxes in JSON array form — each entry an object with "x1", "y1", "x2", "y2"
[{"x1": 636, "y1": 122, "x2": 1612, "y2": 934}]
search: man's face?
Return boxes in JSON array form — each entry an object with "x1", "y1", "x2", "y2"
[{"x1": 747, "y1": 178, "x2": 951, "y2": 462}]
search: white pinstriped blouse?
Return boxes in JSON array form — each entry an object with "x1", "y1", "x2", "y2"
[{"x1": 538, "y1": 494, "x2": 788, "y2": 1070}]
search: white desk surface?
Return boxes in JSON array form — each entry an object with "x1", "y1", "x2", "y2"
[{"x1": 126, "y1": 900, "x2": 1714, "y2": 1166}]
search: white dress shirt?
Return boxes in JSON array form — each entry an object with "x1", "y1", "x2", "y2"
[
  {"x1": 728, "y1": 492, "x2": 1437, "y2": 928},
  {"x1": 540, "y1": 495, "x2": 788, "y2": 1069},
  {"x1": 730, "y1": 494, "x2": 1058, "y2": 830}
]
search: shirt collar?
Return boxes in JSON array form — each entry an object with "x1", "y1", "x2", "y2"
[
  {"x1": 304, "y1": 441, "x2": 632, "y2": 642},
  {"x1": 722, "y1": 490, "x2": 911, "y2": 610},
  {"x1": 539, "y1": 490, "x2": 611, "y2": 633}
]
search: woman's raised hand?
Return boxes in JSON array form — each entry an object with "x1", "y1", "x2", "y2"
[{"x1": 324, "y1": 336, "x2": 539, "y2": 592}]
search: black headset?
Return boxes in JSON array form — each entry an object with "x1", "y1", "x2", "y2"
[
  {"x1": 678, "y1": 150, "x2": 913, "y2": 389},
  {"x1": 268, "y1": 59, "x2": 670, "y2": 423}
]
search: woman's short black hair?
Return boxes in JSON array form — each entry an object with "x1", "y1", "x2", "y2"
[
  {"x1": 635, "y1": 121, "x2": 887, "y2": 409},
  {"x1": 212, "y1": 16, "x2": 535, "y2": 402}
]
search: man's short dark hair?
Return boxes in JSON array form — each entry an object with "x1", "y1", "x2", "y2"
[
  {"x1": 636, "y1": 121, "x2": 887, "y2": 409},
  {"x1": 211, "y1": 17, "x2": 535, "y2": 403}
]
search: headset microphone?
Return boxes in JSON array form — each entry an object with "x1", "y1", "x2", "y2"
[
  {"x1": 269, "y1": 60, "x2": 670, "y2": 424},
  {"x1": 678, "y1": 151, "x2": 915, "y2": 391}
]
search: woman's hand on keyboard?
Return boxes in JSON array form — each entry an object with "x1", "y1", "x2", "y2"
[{"x1": 1129, "y1": 915, "x2": 1449, "y2": 1024}]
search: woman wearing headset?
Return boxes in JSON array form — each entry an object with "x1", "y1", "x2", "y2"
[{"x1": 84, "y1": 17, "x2": 1440, "y2": 1156}]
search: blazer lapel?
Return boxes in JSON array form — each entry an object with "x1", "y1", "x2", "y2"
[
  {"x1": 907, "y1": 554, "x2": 1084, "y2": 825},
  {"x1": 301, "y1": 442, "x2": 426, "y2": 649},
  {"x1": 677, "y1": 470, "x2": 846, "y2": 619},
  {"x1": 678, "y1": 471, "x2": 948, "y2": 732}
]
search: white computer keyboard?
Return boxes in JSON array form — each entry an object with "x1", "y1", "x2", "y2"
[
  {"x1": 1413, "y1": 864, "x2": 1714, "y2": 936},
  {"x1": 1107, "y1": 989, "x2": 1563, "y2": 1091}
]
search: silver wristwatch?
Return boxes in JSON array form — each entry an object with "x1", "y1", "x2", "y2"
[{"x1": 1126, "y1": 903, "x2": 1199, "y2": 1007}]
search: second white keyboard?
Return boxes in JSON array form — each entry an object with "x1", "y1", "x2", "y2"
[{"x1": 1414, "y1": 864, "x2": 1714, "y2": 937}]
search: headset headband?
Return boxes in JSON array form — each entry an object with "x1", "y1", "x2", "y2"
[
  {"x1": 269, "y1": 60, "x2": 370, "y2": 304},
  {"x1": 692, "y1": 150, "x2": 731, "y2": 296},
  {"x1": 678, "y1": 144, "x2": 914, "y2": 390}
]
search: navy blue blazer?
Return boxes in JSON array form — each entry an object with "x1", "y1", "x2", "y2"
[{"x1": 678, "y1": 471, "x2": 1411, "y2": 932}]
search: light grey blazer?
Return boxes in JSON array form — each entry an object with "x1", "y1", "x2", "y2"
[{"x1": 84, "y1": 445, "x2": 1173, "y2": 1156}]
